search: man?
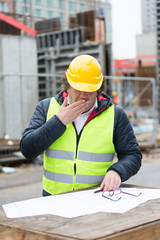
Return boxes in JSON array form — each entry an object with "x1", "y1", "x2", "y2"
[{"x1": 20, "y1": 54, "x2": 142, "y2": 196}]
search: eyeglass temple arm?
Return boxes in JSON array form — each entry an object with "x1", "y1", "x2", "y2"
[{"x1": 122, "y1": 191, "x2": 142, "y2": 197}]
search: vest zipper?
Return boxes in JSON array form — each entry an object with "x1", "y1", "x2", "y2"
[
  {"x1": 72, "y1": 112, "x2": 104, "y2": 188},
  {"x1": 73, "y1": 123, "x2": 78, "y2": 189},
  {"x1": 74, "y1": 163, "x2": 76, "y2": 175}
]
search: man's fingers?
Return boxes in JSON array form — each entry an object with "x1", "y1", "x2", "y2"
[
  {"x1": 75, "y1": 103, "x2": 88, "y2": 114},
  {"x1": 57, "y1": 98, "x2": 89, "y2": 125},
  {"x1": 100, "y1": 182, "x2": 105, "y2": 191},
  {"x1": 103, "y1": 179, "x2": 111, "y2": 192},
  {"x1": 68, "y1": 100, "x2": 89, "y2": 116},
  {"x1": 61, "y1": 97, "x2": 68, "y2": 107},
  {"x1": 100, "y1": 171, "x2": 121, "y2": 192},
  {"x1": 69, "y1": 99, "x2": 88, "y2": 109}
]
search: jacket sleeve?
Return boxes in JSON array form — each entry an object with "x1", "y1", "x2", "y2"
[
  {"x1": 107, "y1": 105, "x2": 142, "y2": 182},
  {"x1": 20, "y1": 98, "x2": 66, "y2": 159}
]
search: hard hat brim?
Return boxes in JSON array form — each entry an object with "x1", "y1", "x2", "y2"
[{"x1": 66, "y1": 72, "x2": 103, "y2": 92}]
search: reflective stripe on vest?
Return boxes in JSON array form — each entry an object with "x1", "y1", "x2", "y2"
[
  {"x1": 45, "y1": 149, "x2": 74, "y2": 160},
  {"x1": 44, "y1": 169, "x2": 73, "y2": 183},
  {"x1": 78, "y1": 151, "x2": 114, "y2": 162},
  {"x1": 45, "y1": 149, "x2": 114, "y2": 162},
  {"x1": 43, "y1": 97, "x2": 115, "y2": 195},
  {"x1": 43, "y1": 169, "x2": 104, "y2": 184},
  {"x1": 76, "y1": 174, "x2": 104, "y2": 184}
]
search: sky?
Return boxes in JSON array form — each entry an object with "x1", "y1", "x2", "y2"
[{"x1": 111, "y1": 0, "x2": 142, "y2": 59}]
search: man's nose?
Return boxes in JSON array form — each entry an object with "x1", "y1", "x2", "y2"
[{"x1": 80, "y1": 92, "x2": 88, "y2": 98}]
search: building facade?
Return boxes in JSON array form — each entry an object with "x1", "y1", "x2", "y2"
[
  {"x1": 0, "y1": 0, "x2": 13, "y2": 12},
  {"x1": 141, "y1": 0, "x2": 156, "y2": 33},
  {"x1": 0, "y1": 0, "x2": 112, "y2": 43},
  {"x1": 136, "y1": 0, "x2": 156, "y2": 60}
]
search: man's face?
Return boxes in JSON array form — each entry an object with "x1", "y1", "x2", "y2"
[{"x1": 67, "y1": 86, "x2": 97, "y2": 113}]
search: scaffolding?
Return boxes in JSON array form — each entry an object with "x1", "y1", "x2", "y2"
[{"x1": 36, "y1": 27, "x2": 111, "y2": 100}]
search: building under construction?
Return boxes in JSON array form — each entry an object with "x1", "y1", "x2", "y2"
[
  {"x1": 35, "y1": 9, "x2": 111, "y2": 99},
  {"x1": 0, "y1": 4, "x2": 112, "y2": 163}
]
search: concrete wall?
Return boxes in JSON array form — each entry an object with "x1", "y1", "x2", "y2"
[
  {"x1": 0, "y1": 37, "x2": 3, "y2": 139},
  {"x1": 136, "y1": 31, "x2": 156, "y2": 57},
  {"x1": 0, "y1": 35, "x2": 38, "y2": 139}
]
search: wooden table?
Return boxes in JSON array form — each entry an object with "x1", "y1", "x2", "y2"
[{"x1": 1, "y1": 185, "x2": 160, "y2": 240}]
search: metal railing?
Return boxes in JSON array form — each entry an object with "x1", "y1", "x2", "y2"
[{"x1": 106, "y1": 76, "x2": 158, "y2": 148}]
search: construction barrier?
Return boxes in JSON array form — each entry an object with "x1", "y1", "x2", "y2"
[
  {"x1": 106, "y1": 76, "x2": 158, "y2": 148},
  {"x1": 0, "y1": 72, "x2": 61, "y2": 163}
]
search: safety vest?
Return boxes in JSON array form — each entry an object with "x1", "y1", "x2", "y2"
[{"x1": 43, "y1": 97, "x2": 115, "y2": 195}]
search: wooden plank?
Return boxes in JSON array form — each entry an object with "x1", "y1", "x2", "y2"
[
  {"x1": 102, "y1": 220, "x2": 160, "y2": 240},
  {"x1": 1, "y1": 211, "x2": 160, "y2": 240},
  {"x1": 1, "y1": 185, "x2": 160, "y2": 240},
  {"x1": 0, "y1": 225, "x2": 68, "y2": 240}
]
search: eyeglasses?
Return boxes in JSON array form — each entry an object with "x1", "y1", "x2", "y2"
[{"x1": 102, "y1": 188, "x2": 142, "y2": 202}]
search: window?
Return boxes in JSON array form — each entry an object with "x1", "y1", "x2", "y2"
[
  {"x1": 34, "y1": 0, "x2": 41, "y2": 5},
  {"x1": 21, "y1": 0, "x2": 29, "y2": 2},
  {"x1": 46, "y1": 0, "x2": 53, "y2": 7},
  {"x1": 59, "y1": 12, "x2": 64, "y2": 22},
  {"x1": 79, "y1": 3, "x2": 85, "y2": 12},
  {"x1": 34, "y1": 8, "x2": 41, "y2": 17},
  {"x1": 47, "y1": 10, "x2": 53, "y2": 18},
  {"x1": 21, "y1": 6, "x2": 29, "y2": 14},
  {"x1": 59, "y1": 12, "x2": 64, "y2": 29},
  {"x1": 58, "y1": 0, "x2": 64, "y2": 9},
  {"x1": 99, "y1": 7, "x2": 104, "y2": 16},
  {"x1": 69, "y1": 1, "x2": 75, "y2": 12},
  {"x1": 0, "y1": 2, "x2": 9, "y2": 12}
]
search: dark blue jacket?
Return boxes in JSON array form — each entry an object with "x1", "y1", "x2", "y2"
[{"x1": 20, "y1": 91, "x2": 142, "y2": 183}]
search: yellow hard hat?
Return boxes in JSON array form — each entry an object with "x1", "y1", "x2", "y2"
[{"x1": 66, "y1": 55, "x2": 103, "y2": 92}]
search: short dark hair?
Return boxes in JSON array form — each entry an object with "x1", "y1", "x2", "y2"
[{"x1": 61, "y1": 74, "x2": 106, "y2": 94}]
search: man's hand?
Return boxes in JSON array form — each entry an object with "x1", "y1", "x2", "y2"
[
  {"x1": 100, "y1": 170, "x2": 121, "y2": 191},
  {"x1": 57, "y1": 97, "x2": 89, "y2": 125}
]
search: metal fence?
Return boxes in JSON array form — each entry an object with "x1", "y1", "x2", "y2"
[
  {"x1": 0, "y1": 72, "x2": 61, "y2": 163},
  {"x1": 107, "y1": 76, "x2": 158, "y2": 148},
  {"x1": 0, "y1": 73, "x2": 158, "y2": 163}
]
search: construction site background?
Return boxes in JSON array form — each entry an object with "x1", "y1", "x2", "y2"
[{"x1": 0, "y1": 0, "x2": 160, "y2": 205}]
